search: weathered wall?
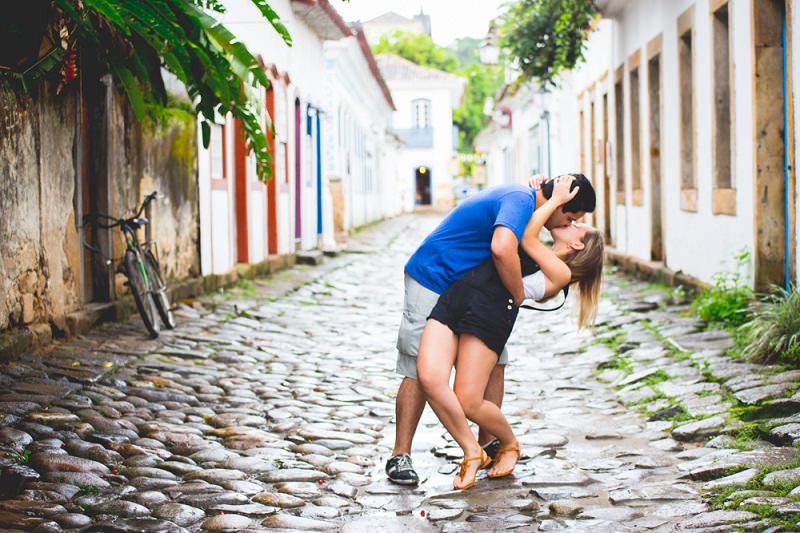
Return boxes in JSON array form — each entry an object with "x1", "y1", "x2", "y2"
[
  {"x1": 141, "y1": 108, "x2": 200, "y2": 282},
  {"x1": 0, "y1": 82, "x2": 81, "y2": 332},
  {"x1": 0, "y1": 78, "x2": 199, "y2": 337}
]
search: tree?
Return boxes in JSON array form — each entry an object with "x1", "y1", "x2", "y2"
[
  {"x1": 449, "y1": 36, "x2": 482, "y2": 67},
  {"x1": 372, "y1": 30, "x2": 460, "y2": 72},
  {"x1": 453, "y1": 62, "x2": 503, "y2": 153},
  {"x1": 372, "y1": 31, "x2": 503, "y2": 153},
  {"x1": 500, "y1": 0, "x2": 597, "y2": 87},
  {"x1": 1, "y1": 0, "x2": 291, "y2": 180}
]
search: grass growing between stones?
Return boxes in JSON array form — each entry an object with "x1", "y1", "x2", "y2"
[
  {"x1": 599, "y1": 353, "x2": 633, "y2": 374},
  {"x1": 639, "y1": 369, "x2": 671, "y2": 387},
  {"x1": 623, "y1": 389, "x2": 667, "y2": 407},
  {"x1": 594, "y1": 328, "x2": 628, "y2": 353},
  {"x1": 705, "y1": 459, "x2": 800, "y2": 529}
]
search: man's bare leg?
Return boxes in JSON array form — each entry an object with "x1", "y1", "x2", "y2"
[
  {"x1": 478, "y1": 363, "x2": 505, "y2": 446},
  {"x1": 391, "y1": 377, "x2": 427, "y2": 457}
]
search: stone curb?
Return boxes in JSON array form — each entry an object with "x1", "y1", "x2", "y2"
[{"x1": 0, "y1": 253, "x2": 297, "y2": 359}]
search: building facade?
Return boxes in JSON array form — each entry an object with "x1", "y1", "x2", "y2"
[
  {"x1": 198, "y1": 0, "x2": 352, "y2": 278},
  {"x1": 361, "y1": 11, "x2": 432, "y2": 45},
  {"x1": 376, "y1": 54, "x2": 465, "y2": 211},
  {"x1": 484, "y1": 0, "x2": 800, "y2": 289},
  {"x1": 323, "y1": 28, "x2": 401, "y2": 244}
]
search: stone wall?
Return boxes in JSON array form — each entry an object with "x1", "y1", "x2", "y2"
[
  {"x1": 142, "y1": 108, "x2": 200, "y2": 283},
  {"x1": 0, "y1": 78, "x2": 200, "y2": 339},
  {"x1": 0, "y1": 81, "x2": 81, "y2": 334}
]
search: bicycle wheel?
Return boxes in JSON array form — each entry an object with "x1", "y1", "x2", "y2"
[
  {"x1": 124, "y1": 249, "x2": 160, "y2": 338},
  {"x1": 144, "y1": 250, "x2": 176, "y2": 329}
]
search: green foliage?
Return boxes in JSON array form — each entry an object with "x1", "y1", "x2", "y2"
[
  {"x1": 599, "y1": 353, "x2": 631, "y2": 373},
  {"x1": 595, "y1": 330, "x2": 627, "y2": 353},
  {"x1": 500, "y1": 0, "x2": 598, "y2": 86},
  {"x1": 372, "y1": 31, "x2": 503, "y2": 153},
  {"x1": 46, "y1": 0, "x2": 291, "y2": 181},
  {"x1": 450, "y1": 37, "x2": 482, "y2": 67},
  {"x1": 693, "y1": 249, "x2": 754, "y2": 329},
  {"x1": 738, "y1": 285, "x2": 800, "y2": 365},
  {"x1": 453, "y1": 63, "x2": 504, "y2": 152},
  {"x1": 640, "y1": 369, "x2": 670, "y2": 387},
  {"x1": 372, "y1": 30, "x2": 460, "y2": 72},
  {"x1": 79, "y1": 484, "x2": 102, "y2": 495}
]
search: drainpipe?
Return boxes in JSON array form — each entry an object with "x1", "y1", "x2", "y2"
[
  {"x1": 783, "y1": 6, "x2": 790, "y2": 290},
  {"x1": 315, "y1": 110, "x2": 322, "y2": 238}
]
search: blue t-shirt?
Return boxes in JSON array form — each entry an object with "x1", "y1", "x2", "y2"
[{"x1": 405, "y1": 184, "x2": 536, "y2": 294}]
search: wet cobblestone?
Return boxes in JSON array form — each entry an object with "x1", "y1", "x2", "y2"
[{"x1": 3, "y1": 213, "x2": 800, "y2": 531}]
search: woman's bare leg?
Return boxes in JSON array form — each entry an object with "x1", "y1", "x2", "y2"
[
  {"x1": 454, "y1": 335, "x2": 520, "y2": 477},
  {"x1": 416, "y1": 320, "x2": 483, "y2": 489}
]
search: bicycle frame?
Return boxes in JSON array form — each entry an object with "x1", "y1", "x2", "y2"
[{"x1": 120, "y1": 223, "x2": 151, "y2": 292}]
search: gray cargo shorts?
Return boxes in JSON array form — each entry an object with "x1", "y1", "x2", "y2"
[{"x1": 396, "y1": 273, "x2": 509, "y2": 379}]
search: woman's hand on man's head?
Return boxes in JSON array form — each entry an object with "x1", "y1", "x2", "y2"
[
  {"x1": 528, "y1": 174, "x2": 548, "y2": 191},
  {"x1": 550, "y1": 175, "x2": 579, "y2": 205}
]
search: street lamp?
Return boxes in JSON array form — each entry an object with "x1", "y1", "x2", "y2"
[{"x1": 479, "y1": 33, "x2": 500, "y2": 65}]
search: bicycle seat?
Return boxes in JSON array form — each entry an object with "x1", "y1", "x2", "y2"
[{"x1": 131, "y1": 217, "x2": 149, "y2": 227}]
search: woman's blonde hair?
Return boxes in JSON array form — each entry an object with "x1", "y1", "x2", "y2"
[{"x1": 563, "y1": 229, "x2": 604, "y2": 328}]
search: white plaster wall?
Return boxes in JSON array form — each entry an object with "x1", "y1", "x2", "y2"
[
  {"x1": 198, "y1": 130, "x2": 212, "y2": 276},
  {"x1": 477, "y1": 126, "x2": 512, "y2": 188},
  {"x1": 210, "y1": 190, "x2": 233, "y2": 274},
  {"x1": 250, "y1": 189, "x2": 266, "y2": 263},
  {"x1": 198, "y1": 118, "x2": 236, "y2": 275},
  {"x1": 222, "y1": 0, "x2": 333, "y2": 254},
  {"x1": 568, "y1": 20, "x2": 613, "y2": 234},
  {"x1": 221, "y1": 0, "x2": 328, "y2": 108}
]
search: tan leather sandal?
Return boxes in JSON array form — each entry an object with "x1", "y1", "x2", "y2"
[
  {"x1": 454, "y1": 449, "x2": 491, "y2": 490},
  {"x1": 487, "y1": 446, "x2": 521, "y2": 478}
]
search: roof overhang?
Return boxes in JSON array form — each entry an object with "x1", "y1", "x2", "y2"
[
  {"x1": 291, "y1": 0, "x2": 350, "y2": 40},
  {"x1": 353, "y1": 28, "x2": 396, "y2": 111},
  {"x1": 592, "y1": 0, "x2": 627, "y2": 18}
]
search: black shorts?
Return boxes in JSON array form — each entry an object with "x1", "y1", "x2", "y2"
[{"x1": 428, "y1": 281, "x2": 519, "y2": 356}]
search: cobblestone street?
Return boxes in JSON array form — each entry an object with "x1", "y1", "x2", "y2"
[{"x1": 5, "y1": 214, "x2": 800, "y2": 532}]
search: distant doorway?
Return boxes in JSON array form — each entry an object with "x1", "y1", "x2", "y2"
[{"x1": 415, "y1": 166, "x2": 431, "y2": 206}]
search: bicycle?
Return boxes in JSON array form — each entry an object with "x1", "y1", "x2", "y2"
[{"x1": 85, "y1": 191, "x2": 176, "y2": 338}]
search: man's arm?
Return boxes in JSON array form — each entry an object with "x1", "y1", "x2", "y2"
[{"x1": 491, "y1": 226, "x2": 524, "y2": 306}]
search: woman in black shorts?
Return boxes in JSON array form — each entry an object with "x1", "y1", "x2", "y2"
[{"x1": 416, "y1": 176, "x2": 605, "y2": 490}]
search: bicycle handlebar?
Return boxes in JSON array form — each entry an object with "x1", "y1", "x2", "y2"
[
  {"x1": 137, "y1": 191, "x2": 159, "y2": 217},
  {"x1": 84, "y1": 191, "x2": 159, "y2": 228}
]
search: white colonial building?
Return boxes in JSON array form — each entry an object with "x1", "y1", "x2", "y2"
[
  {"x1": 323, "y1": 27, "x2": 403, "y2": 245},
  {"x1": 376, "y1": 54, "x2": 466, "y2": 211},
  {"x1": 482, "y1": 0, "x2": 800, "y2": 290},
  {"x1": 197, "y1": 0, "x2": 403, "y2": 276}
]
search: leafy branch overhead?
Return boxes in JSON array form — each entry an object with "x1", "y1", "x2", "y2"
[
  {"x1": 501, "y1": 0, "x2": 597, "y2": 87},
  {"x1": 54, "y1": 0, "x2": 292, "y2": 180}
]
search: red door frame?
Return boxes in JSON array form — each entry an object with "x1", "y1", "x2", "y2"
[
  {"x1": 266, "y1": 83, "x2": 278, "y2": 255},
  {"x1": 234, "y1": 118, "x2": 249, "y2": 263}
]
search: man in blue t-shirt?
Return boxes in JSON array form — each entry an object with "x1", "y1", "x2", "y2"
[{"x1": 385, "y1": 175, "x2": 597, "y2": 485}]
